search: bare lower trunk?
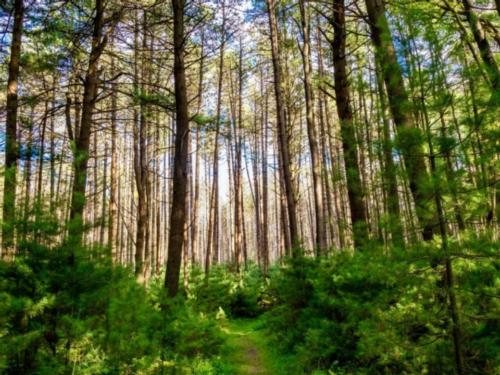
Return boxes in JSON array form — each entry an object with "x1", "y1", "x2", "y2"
[
  {"x1": 108, "y1": 55, "x2": 118, "y2": 259},
  {"x1": 2, "y1": 0, "x2": 24, "y2": 256},
  {"x1": 206, "y1": 2, "x2": 226, "y2": 275},
  {"x1": 165, "y1": 0, "x2": 190, "y2": 297},
  {"x1": 266, "y1": 0, "x2": 299, "y2": 251},
  {"x1": 191, "y1": 30, "x2": 205, "y2": 266},
  {"x1": 233, "y1": 40, "x2": 244, "y2": 271},
  {"x1": 299, "y1": 0, "x2": 326, "y2": 254},
  {"x1": 331, "y1": 0, "x2": 368, "y2": 248},
  {"x1": 68, "y1": 0, "x2": 106, "y2": 246}
]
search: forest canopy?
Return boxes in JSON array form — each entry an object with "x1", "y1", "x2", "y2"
[{"x1": 0, "y1": 0, "x2": 498, "y2": 373}]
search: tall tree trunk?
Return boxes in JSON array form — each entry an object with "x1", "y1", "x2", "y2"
[
  {"x1": 134, "y1": 11, "x2": 152, "y2": 283},
  {"x1": 299, "y1": 0, "x2": 327, "y2": 254},
  {"x1": 49, "y1": 78, "x2": 56, "y2": 211},
  {"x1": 423, "y1": 102, "x2": 465, "y2": 375},
  {"x1": 364, "y1": 0, "x2": 433, "y2": 240},
  {"x1": 261, "y1": 85, "x2": 269, "y2": 273},
  {"x1": 316, "y1": 20, "x2": 336, "y2": 248},
  {"x1": 331, "y1": 0, "x2": 368, "y2": 248},
  {"x1": 68, "y1": 0, "x2": 106, "y2": 245},
  {"x1": 374, "y1": 58, "x2": 403, "y2": 245},
  {"x1": 2, "y1": 0, "x2": 24, "y2": 256},
  {"x1": 154, "y1": 110, "x2": 162, "y2": 273},
  {"x1": 23, "y1": 112, "x2": 33, "y2": 240},
  {"x1": 241, "y1": 191, "x2": 249, "y2": 268},
  {"x1": 35, "y1": 101, "x2": 48, "y2": 212},
  {"x1": 165, "y1": 0, "x2": 190, "y2": 297},
  {"x1": 206, "y1": 2, "x2": 226, "y2": 275},
  {"x1": 191, "y1": 30, "x2": 205, "y2": 266},
  {"x1": 108, "y1": 55, "x2": 118, "y2": 259},
  {"x1": 233, "y1": 39, "x2": 244, "y2": 272},
  {"x1": 266, "y1": 0, "x2": 299, "y2": 252},
  {"x1": 100, "y1": 141, "x2": 108, "y2": 245},
  {"x1": 253, "y1": 100, "x2": 262, "y2": 266}
]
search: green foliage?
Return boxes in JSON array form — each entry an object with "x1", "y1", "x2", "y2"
[
  {"x1": 0, "y1": 222, "x2": 225, "y2": 374},
  {"x1": 132, "y1": 90, "x2": 175, "y2": 111},
  {"x1": 188, "y1": 264, "x2": 268, "y2": 318},
  {"x1": 2, "y1": 215, "x2": 498, "y2": 374},
  {"x1": 264, "y1": 237, "x2": 499, "y2": 374},
  {"x1": 192, "y1": 113, "x2": 216, "y2": 128}
]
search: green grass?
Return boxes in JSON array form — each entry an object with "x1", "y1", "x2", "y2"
[{"x1": 218, "y1": 318, "x2": 297, "y2": 375}]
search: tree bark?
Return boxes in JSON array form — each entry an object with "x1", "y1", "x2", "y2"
[
  {"x1": 165, "y1": 0, "x2": 190, "y2": 297},
  {"x1": 331, "y1": 0, "x2": 369, "y2": 249},
  {"x1": 134, "y1": 11, "x2": 152, "y2": 283},
  {"x1": 266, "y1": 0, "x2": 299, "y2": 252},
  {"x1": 233, "y1": 39, "x2": 244, "y2": 271},
  {"x1": 2, "y1": 0, "x2": 24, "y2": 256},
  {"x1": 261, "y1": 83, "x2": 270, "y2": 273},
  {"x1": 191, "y1": 30, "x2": 205, "y2": 266},
  {"x1": 374, "y1": 58, "x2": 403, "y2": 246},
  {"x1": 206, "y1": 2, "x2": 226, "y2": 275},
  {"x1": 68, "y1": 0, "x2": 107, "y2": 245},
  {"x1": 299, "y1": 0, "x2": 327, "y2": 254},
  {"x1": 364, "y1": 0, "x2": 433, "y2": 240},
  {"x1": 108, "y1": 54, "x2": 118, "y2": 259}
]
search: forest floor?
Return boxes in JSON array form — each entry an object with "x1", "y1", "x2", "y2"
[{"x1": 221, "y1": 318, "x2": 282, "y2": 374}]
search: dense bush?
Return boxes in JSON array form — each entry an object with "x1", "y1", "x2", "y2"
[
  {"x1": 1, "y1": 215, "x2": 497, "y2": 374},
  {"x1": 0, "y1": 241, "x2": 224, "y2": 374},
  {"x1": 188, "y1": 263, "x2": 268, "y2": 318},
  {"x1": 264, "y1": 235, "x2": 499, "y2": 374}
]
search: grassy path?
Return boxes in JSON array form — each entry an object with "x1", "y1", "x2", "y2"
[{"x1": 220, "y1": 319, "x2": 283, "y2": 375}]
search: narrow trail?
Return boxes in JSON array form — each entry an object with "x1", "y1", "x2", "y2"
[{"x1": 222, "y1": 319, "x2": 272, "y2": 375}]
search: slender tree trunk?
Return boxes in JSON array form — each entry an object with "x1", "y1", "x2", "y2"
[
  {"x1": 206, "y1": 2, "x2": 226, "y2": 275},
  {"x1": 23, "y1": 113, "x2": 33, "y2": 238},
  {"x1": 261, "y1": 86, "x2": 269, "y2": 273},
  {"x1": 108, "y1": 55, "x2": 118, "y2": 259},
  {"x1": 100, "y1": 141, "x2": 108, "y2": 245},
  {"x1": 165, "y1": 0, "x2": 190, "y2": 297},
  {"x1": 133, "y1": 11, "x2": 145, "y2": 280},
  {"x1": 241, "y1": 192, "x2": 249, "y2": 268},
  {"x1": 68, "y1": 0, "x2": 106, "y2": 245},
  {"x1": 331, "y1": 0, "x2": 368, "y2": 248},
  {"x1": 299, "y1": 0, "x2": 327, "y2": 254},
  {"x1": 155, "y1": 111, "x2": 162, "y2": 273},
  {"x1": 316, "y1": 21, "x2": 335, "y2": 248},
  {"x1": 2, "y1": 0, "x2": 24, "y2": 256},
  {"x1": 233, "y1": 39, "x2": 244, "y2": 272},
  {"x1": 374, "y1": 58, "x2": 403, "y2": 245},
  {"x1": 429, "y1": 47, "x2": 466, "y2": 232},
  {"x1": 191, "y1": 30, "x2": 205, "y2": 266},
  {"x1": 266, "y1": 0, "x2": 299, "y2": 251},
  {"x1": 92, "y1": 130, "x2": 99, "y2": 245},
  {"x1": 50, "y1": 79, "x2": 56, "y2": 211},
  {"x1": 253, "y1": 101, "x2": 262, "y2": 266},
  {"x1": 423, "y1": 103, "x2": 465, "y2": 375},
  {"x1": 133, "y1": 12, "x2": 154, "y2": 282},
  {"x1": 364, "y1": 0, "x2": 433, "y2": 240},
  {"x1": 35, "y1": 101, "x2": 48, "y2": 211}
]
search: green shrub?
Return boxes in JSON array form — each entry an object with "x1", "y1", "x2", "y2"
[
  {"x1": 264, "y1": 236, "x2": 499, "y2": 374},
  {"x1": 188, "y1": 263, "x2": 268, "y2": 318},
  {"x1": 0, "y1": 233, "x2": 226, "y2": 374}
]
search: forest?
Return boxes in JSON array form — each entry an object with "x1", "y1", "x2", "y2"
[{"x1": 0, "y1": 0, "x2": 499, "y2": 373}]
